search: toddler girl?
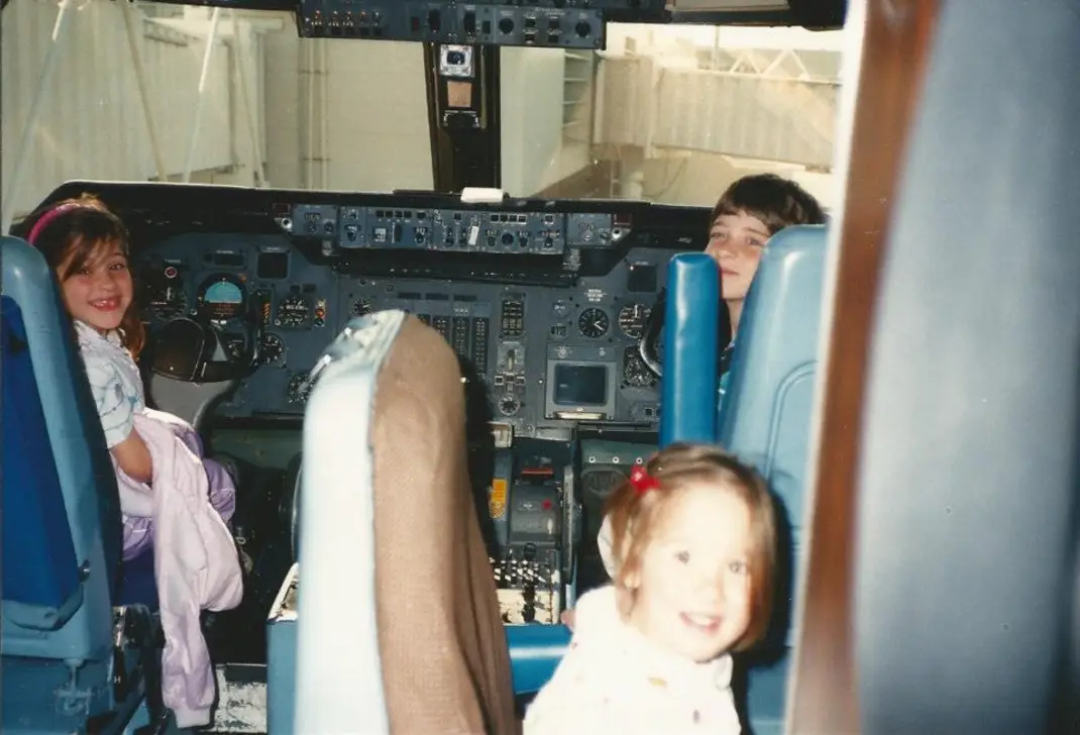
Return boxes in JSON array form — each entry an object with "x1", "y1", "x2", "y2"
[{"x1": 525, "y1": 443, "x2": 777, "y2": 734}]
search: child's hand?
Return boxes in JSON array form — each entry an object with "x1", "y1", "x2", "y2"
[{"x1": 560, "y1": 609, "x2": 575, "y2": 630}]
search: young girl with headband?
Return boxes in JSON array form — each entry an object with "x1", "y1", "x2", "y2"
[
  {"x1": 24, "y1": 195, "x2": 237, "y2": 539},
  {"x1": 524, "y1": 443, "x2": 777, "y2": 734},
  {"x1": 27, "y1": 198, "x2": 155, "y2": 472},
  {"x1": 24, "y1": 195, "x2": 243, "y2": 728}
]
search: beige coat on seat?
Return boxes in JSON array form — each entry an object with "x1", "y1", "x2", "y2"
[{"x1": 372, "y1": 316, "x2": 517, "y2": 735}]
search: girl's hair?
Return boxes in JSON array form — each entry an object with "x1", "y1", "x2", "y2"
[
  {"x1": 22, "y1": 194, "x2": 146, "y2": 357},
  {"x1": 711, "y1": 173, "x2": 826, "y2": 235},
  {"x1": 604, "y1": 442, "x2": 777, "y2": 652}
]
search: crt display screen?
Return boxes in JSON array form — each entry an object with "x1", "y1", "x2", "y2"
[{"x1": 552, "y1": 364, "x2": 608, "y2": 406}]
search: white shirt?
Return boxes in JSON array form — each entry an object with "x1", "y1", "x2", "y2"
[
  {"x1": 74, "y1": 321, "x2": 145, "y2": 448},
  {"x1": 524, "y1": 586, "x2": 741, "y2": 735}
]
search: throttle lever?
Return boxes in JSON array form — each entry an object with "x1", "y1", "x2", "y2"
[{"x1": 241, "y1": 290, "x2": 265, "y2": 374}]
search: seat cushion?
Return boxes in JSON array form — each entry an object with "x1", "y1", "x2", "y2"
[{"x1": 116, "y1": 547, "x2": 159, "y2": 610}]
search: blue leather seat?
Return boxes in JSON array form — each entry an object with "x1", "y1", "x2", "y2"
[
  {"x1": 1, "y1": 235, "x2": 151, "y2": 733},
  {"x1": 1, "y1": 237, "x2": 120, "y2": 657},
  {"x1": 719, "y1": 225, "x2": 828, "y2": 542},
  {"x1": 717, "y1": 224, "x2": 829, "y2": 735},
  {"x1": 662, "y1": 253, "x2": 721, "y2": 444},
  {"x1": 2, "y1": 297, "x2": 83, "y2": 631}
]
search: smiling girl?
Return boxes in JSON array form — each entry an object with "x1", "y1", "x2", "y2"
[
  {"x1": 525, "y1": 443, "x2": 778, "y2": 734},
  {"x1": 23, "y1": 195, "x2": 236, "y2": 549}
]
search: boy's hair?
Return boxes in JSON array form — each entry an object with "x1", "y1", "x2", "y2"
[
  {"x1": 21, "y1": 194, "x2": 146, "y2": 357},
  {"x1": 711, "y1": 173, "x2": 826, "y2": 235},
  {"x1": 603, "y1": 442, "x2": 777, "y2": 652}
]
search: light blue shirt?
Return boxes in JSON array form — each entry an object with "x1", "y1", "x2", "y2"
[{"x1": 74, "y1": 321, "x2": 145, "y2": 448}]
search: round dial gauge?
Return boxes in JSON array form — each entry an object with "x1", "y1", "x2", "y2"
[
  {"x1": 259, "y1": 333, "x2": 285, "y2": 366},
  {"x1": 351, "y1": 296, "x2": 374, "y2": 317},
  {"x1": 623, "y1": 346, "x2": 658, "y2": 388},
  {"x1": 198, "y1": 275, "x2": 245, "y2": 322},
  {"x1": 577, "y1": 307, "x2": 609, "y2": 338},
  {"x1": 618, "y1": 303, "x2": 652, "y2": 339},
  {"x1": 277, "y1": 295, "x2": 310, "y2": 329}
]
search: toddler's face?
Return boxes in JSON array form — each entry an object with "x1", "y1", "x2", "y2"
[
  {"x1": 627, "y1": 483, "x2": 754, "y2": 662},
  {"x1": 59, "y1": 240, "x2": 134, "y2": 333}
]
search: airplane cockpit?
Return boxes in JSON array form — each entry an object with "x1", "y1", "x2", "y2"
[
  {"x1": 87, "y1": 181, "x2": 724, "y2": 638},
  {"x1": 2, "y1": 0, "x2": 837, "y2": 731},
  {"x1": 5, "y1": 0, "x2": 1077, "y2": 734}
]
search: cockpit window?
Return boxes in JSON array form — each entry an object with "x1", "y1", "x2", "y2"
[
  {"x1": 1, "y1": 7, "x2": 840, "y2": 232},
  {"x1": 500, "y1": 23, "x2": 842, "y2": 209},
  {"x1": 0, "y1": 3, "x2": 438, "y2": 231}
]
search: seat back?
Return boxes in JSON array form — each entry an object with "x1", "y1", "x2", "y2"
[
  {"x1": 719, "y1": 224, "x2": 828, "y2": 545},
  {"x1": 0, "y1": 236, "x2": 120, "y2": 662},
  {"x1": 715, "y1": 224, "x2": 829, "y2": 734},
  {"x1": 295, "y1": 311, "x2": 515, "y2": 734},
  {"x1": 1, "y1": 296, "x2": 82, "y2": 629}
]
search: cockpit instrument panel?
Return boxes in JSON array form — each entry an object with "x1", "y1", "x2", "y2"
[
  {"x1": 135, "y1": 233, "x2": 337, "y2": 419},
  {"x1": 140, "y1": 262, "x2": 188, "y2": 321},
  {"x1": 67, "y1": 183, "x2": 708, "y2": 437}
]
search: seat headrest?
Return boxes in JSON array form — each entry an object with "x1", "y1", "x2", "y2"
[{"x1": 661, "y1": 253, "x2": 722, "y2": 445}]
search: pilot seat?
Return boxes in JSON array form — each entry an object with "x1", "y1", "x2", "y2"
[
  {"x1": 270, "y1": 311, "x2": 517, "y2": 733},
  {"x1": 719, "y1": 225, "x2": 829, "y2": 734}
]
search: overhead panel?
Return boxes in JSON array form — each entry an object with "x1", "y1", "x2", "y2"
[{"x1": 294, "y1": 1, "x2": 666, "y2": 49}]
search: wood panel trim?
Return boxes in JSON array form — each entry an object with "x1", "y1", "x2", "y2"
[{"x1": 786, "y1": 1, "x2": 941, "y2": 732}]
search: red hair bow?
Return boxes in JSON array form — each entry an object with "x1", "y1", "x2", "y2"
[{"x1": 629, "y1": 465, "x2": 660, "y2": 494}]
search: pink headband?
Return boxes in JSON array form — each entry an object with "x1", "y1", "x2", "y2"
[{"x1": 26, "y1": 202, "x2": 102, "y2": 245}]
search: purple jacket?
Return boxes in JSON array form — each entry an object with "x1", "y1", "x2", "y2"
[
  {"x1": 119, "y1": 410, "x2": 236, "y2": 560},
  {"x1": 114, "y1": 410, "x2": 244, "y2": 728}
]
